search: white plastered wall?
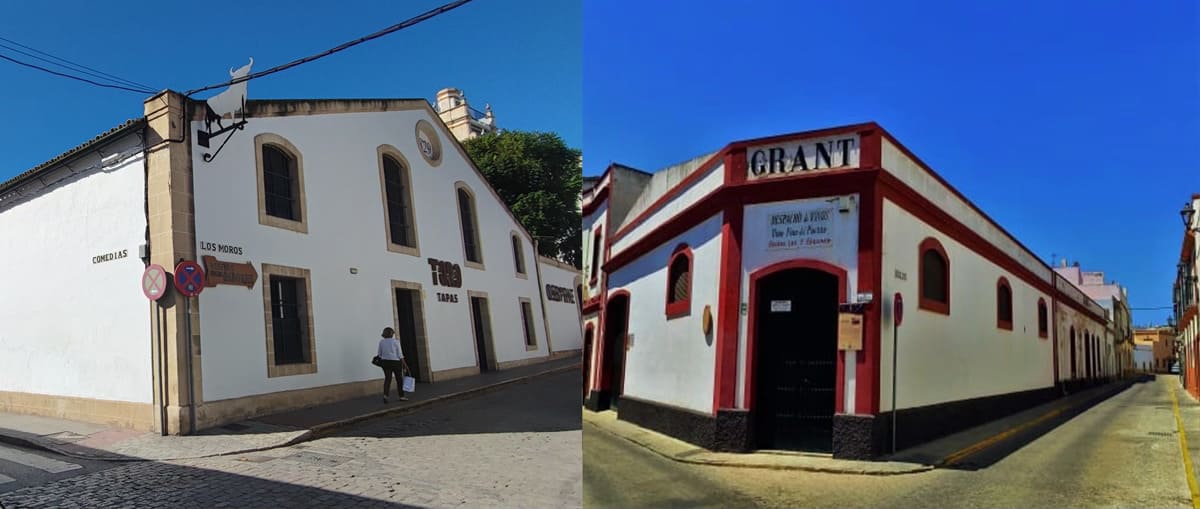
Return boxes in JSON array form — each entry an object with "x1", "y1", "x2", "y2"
[
  {"x1": 191, "y1": 108, "x2": 551, "y2": 402},
  {"x1": 0, "y1": 134, "x2": 151, "y2": 404},
  {"x1": 538, "y1": 259, "x2": 583, "y2": 352},
  {"x1": 880, "y1": 199, "x2": 1054, "y2": 410},
  {"x1": 607, "y1": 213, "x2": 723, "y2": 414}
]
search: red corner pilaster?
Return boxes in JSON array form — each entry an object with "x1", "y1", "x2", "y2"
[
  {"x1": 714, "y1": 158, "x2": 744, "y2": 411},
  {"x1": 857, "y1": 175, "x2": 883, "y2": 415}
]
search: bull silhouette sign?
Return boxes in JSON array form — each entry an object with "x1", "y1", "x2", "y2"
[{"x1": 197, "y1": 58, "x2": 253, "y2": 162}]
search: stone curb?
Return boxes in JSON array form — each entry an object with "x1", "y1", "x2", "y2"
[
  {"x1": 0, "y1": 362, "x2": 579, "y2": 463},
  {"x1": 583, "y1": 411, "x2": 932, "y2": 476},
  {"x1": 584, "y1": 377, "x2": 1144, "y2": 475}
]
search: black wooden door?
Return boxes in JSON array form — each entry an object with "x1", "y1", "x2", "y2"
[
  {"x1": 470, "y1": 296, "x2": 491, "y2": 372},
  {"x1": 754, "y1": 269, "x2": 839, "y2": 452},
  {"x1": 395, "y1": 288, "x2": 423, "y2": 381},
  {"x1": 604, "y1": 296, "x2": 629, "y2": 409}
]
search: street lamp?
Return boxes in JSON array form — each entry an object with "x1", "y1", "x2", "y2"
[{"x1": 1183, "y1": 202, "x2": 1196, "y2": 229}]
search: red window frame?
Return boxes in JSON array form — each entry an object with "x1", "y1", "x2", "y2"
[
  {"x1": 918, "y1": 237, "x2": 950, "y2": 315},
  {"x1": 996, "y1": 276, "x2": 1013, "y2": 331},
  {"x1": 1037, "y1": 298, "x2": 1048, "y2": 338},
  {"x1": 665, "y1": 243, "x2": 693, "y2": 319}
]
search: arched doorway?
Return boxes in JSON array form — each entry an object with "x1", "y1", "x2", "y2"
[
  {"x1": 601, "y1": 292, "x2": 630, "y2": 410},
  {"x1": 750, "y1": 264, "x2": 842, "y2": 452},
  {"x1": 1089, "y1": 333, "x2": 1096, "y2": 380},
  {"x1": 582, "y1": 325, "x2": 595, "y2": 399},
  {"x1": 1070, "y1": 327, "x2": 1077, "y2": 380}
]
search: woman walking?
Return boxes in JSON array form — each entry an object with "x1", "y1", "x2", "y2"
[{"x1": 378, "y1": 327, "x2": 410, "y2": 403}]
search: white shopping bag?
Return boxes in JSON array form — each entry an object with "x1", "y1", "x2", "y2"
[{"x1": 402, "y1": 375, "x2": 416, "y2": 393}]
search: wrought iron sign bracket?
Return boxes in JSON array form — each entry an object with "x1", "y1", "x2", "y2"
[{"x1": 198, "y1": 97, "x2": 249, "y2": 163}]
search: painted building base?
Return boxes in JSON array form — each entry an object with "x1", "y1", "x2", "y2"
[
  {"x1": 616, "y1": 396, "x2": 751, "y2": 452},
  {"x1": 584, "y1": 390, "x2": 611, "y2": 412},
  {"x1": 600, "y1": 385, "x2": 1071, "y2": 460},
  {"x1": 0, "y1": 390, "x2": 156, "y2": 432}
]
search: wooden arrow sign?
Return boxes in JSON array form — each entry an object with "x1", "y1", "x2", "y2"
[{"x1": 202, "y1": 255, "x2": 258, "y2": 289}]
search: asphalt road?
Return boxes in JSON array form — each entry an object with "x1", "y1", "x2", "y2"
[
  {"x1": 583, "y1": 421, "x2": 759, "y2": 509},
  {"x1": 583, "y1": 376, "x2": 1197, "y2": 508},
  {"x1": 0, "y1": 370, "x2": 582, "y2": 508},
  {"x1": 0, "y1": 441, "x2": 119, "y2": 495}
]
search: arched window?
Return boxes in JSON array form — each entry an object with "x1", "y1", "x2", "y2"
[
  {"x1": 996, "y1": 277, "x2": 1013, "y2": 330},
  {"x1": 918, "y1": 237, "x2": 950, "y2": 315},
  {"x1": 665, "y1": 244, "x2": 692, "y2": 318},
  {"x1": 379, "y1": 148, "x2": 419, "y2": 254},
  {"x1": 456, "y1": 184, "x2": 483, "y2": 267},
  {"x1": 589, "y1": 228, "x2": 603, "y2": 285},
  {"x1": 255, "y1": 133, "x2": 307, "y2": 233},
  {"x1": 1037, "y1": 299, "x2": 1048, "y2": 338},
  {"x1": 511, "y1": 233, "x2": 526, "y2": 277}
]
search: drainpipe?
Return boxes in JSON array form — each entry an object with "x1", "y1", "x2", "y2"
[
  {"x1": 139, "y1": 128, "x2": 169, "y2": 436},
  {"x1": 533, "y1": 239, "x2": 555, "y2": 357}
]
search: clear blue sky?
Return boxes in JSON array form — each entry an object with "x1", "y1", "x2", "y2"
[
  {"x1": 584, "y1": 0, "x2": 1199, "y2": 326},
  {"x1": 0, "y1": 0, "x2": 580, "y2": 178}
]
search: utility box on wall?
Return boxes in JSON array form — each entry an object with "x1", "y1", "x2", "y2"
[{"x1": 838, "y1": 303, "x2": 867, "y2": 351}]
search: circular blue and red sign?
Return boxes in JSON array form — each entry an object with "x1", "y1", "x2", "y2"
[{"x1": 175, "y1": 260, "x2": 206, "y2": 297}]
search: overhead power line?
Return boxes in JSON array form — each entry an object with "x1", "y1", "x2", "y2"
[
  {"x1": 1130, "y1": 306, "x2": 1174, "y2": 310},
  {"x1": 0, "y1": 35, "x2": 158, "y2": 91},
  {"x1": 0, "y1": 53, "x2": 156, "y2": 94},
  {"x1": 184, "y1": 0, "x2": 475, "y2": 96}
]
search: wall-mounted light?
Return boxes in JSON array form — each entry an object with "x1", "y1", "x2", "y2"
[
  {"x1": 349, "y1": 268, "x2": 358, "y2": 275},
  {"x1": 1182, "y1": 202, "x2": 1196, "y2": 229}
]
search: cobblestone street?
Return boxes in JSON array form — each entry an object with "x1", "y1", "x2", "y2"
[{"x1": 0, "y1": 370, "x2": 582, "y2": 508}]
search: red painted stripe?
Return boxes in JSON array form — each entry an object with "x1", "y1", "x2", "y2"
[{"x1": 713, "y1": 175, "x2": 744, "y2": 411}]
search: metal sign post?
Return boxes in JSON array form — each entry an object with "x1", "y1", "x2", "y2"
[
  {"x1": 141, "y1": 264, "x2": 169, "y2": 435},
  {"x1": 174, "y1": 261, "x2": 205, "y2": 435},
  {"x1": 892, "y1": 292, "x2": 903, "y2": 454}
]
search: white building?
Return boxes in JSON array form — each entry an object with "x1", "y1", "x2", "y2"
[
  {"x1": 581, "y1": 122, "x2": 1115, "y2": 459},
  {"x1": 0, "y1": 90, "x2": 581, "y2": 434}
]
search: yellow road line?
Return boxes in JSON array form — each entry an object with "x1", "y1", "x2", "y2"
[
  {"x1": 1169, "y1": 384, "x2": 1200, "y2": 509},
  {"x1": 938, "y1": 407, "x2": 1065, "y2": 467}
]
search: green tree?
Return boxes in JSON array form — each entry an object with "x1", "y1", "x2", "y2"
[{"x1": 464, "y1": 130, "x2": 582, "y2": 267}]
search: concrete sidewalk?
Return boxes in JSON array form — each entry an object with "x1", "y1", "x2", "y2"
[
  {"x1": 0, "y1": 354, "x2": 580, "y2": 462},
  {"x1": 583, "y1": 411, "x2": 932, "y2": 475},
  {"x1": 584, "y1": 376, "x2": 1142, "y2": 476},
  {"x1": 1169, "y1": 377, "x2": 1200, "y2": 508}
]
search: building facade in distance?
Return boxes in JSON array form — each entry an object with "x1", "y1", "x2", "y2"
[
  {"x1": 434, "y1": 88, "x2": 496, "y2": 142},
  {"x1": 1053, "y1": 261, "x2": 1133, "y2": 377},
  {"x1": 1175, "y1": 195, "x2": 1199, "y2": 398}
]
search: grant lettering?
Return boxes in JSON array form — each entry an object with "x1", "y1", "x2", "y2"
[{"x1": 747, "y1": 136, "x2": 858, "y2": 179}]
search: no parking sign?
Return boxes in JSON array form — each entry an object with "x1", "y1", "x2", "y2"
[
  {"x1": 141, "y1": 264, "x2": 168, "y2": 301},
  {"x1": 175, "y1": 260, "x2": 206, "y2": 297}
]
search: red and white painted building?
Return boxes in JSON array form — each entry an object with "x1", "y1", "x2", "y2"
[{"x1": 581, "y1": 122, "x2": 1117, "y2": 459}]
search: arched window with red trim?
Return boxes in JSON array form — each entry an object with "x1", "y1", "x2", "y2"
[
  {"x1": 665, "y1": 243, "x2": 692, "y2": 318},
  {"x1": 996, "y1": 277, "x2": 1013, "y2": 330},
  {"x1": 1037, "y1": 298, "x2": 1048, "y2": 338},
  {"x1": 918, "y1": 237, "x2": 950, "y2": 315}
]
